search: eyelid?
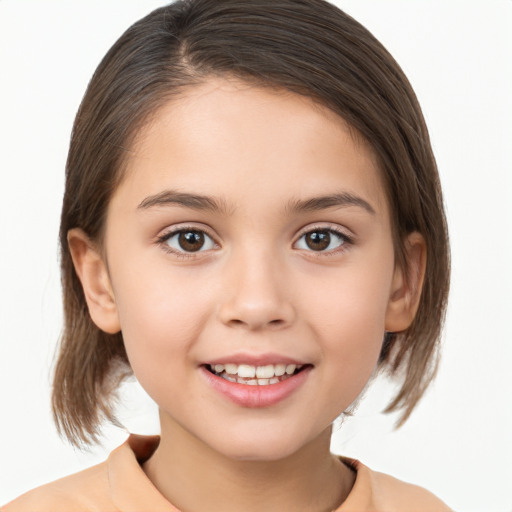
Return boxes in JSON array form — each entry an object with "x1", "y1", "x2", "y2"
[
  {"x1": 295, "y1": 223, "x2": 354, "y2": 240},
  {"x1": 293, "y1": 223, "x2": 355, "y2": 253},
  {"x1": 156, "y1": 223, "x2": 220, "y2": 257}
]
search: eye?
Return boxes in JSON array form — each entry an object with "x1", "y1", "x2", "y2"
[
  {"x1": 161, "y1": 229, "x2": 216, "y2": 253},
  {"x1": 294, "y1": 228, "x2": 349, "y2": 252}
]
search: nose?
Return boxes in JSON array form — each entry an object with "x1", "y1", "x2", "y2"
[{"x1": 217, "y1": 249, "x2": 295, "y2": 331}]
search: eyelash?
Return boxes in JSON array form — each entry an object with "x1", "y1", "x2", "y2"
[
  {"x1": 156, "y1": 224, "x2": 354, "y2": 258},
  {"x1": 293, "y1": 225, "x2": 353, "y2": 256},
  {"x1": 157, "y1": 226, "x2": 218, "y2": 259}
]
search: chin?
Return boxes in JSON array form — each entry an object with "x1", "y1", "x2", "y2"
[
  {"x1": 222, "y1": 444, "x2": 299, "y2": 462},
  {"x1": 204, "y1": 427, "x2": 320, "y2": 463}
]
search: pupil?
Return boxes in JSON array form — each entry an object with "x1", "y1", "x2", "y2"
[
  {"x1": 179, "y1": 231, "x2": 204, "y2": 252},
  {"x1": 306, "y1": 231, "x2": 330, "y2": 251}
]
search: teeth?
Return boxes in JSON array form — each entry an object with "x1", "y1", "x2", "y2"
[
  {"x1": 225, "y1": 363, "x2": 238, "y2": 375},
  {"x1": 237, "y1": 364, "x2": 256, "y2": 378},
  {"x1": 285, "y1": 364, "x2": 297, "y2": 375},
  {"x1": 210, "y1": 363, "x2": 304, "y2": 383},
  {"x1": 256, "y1": 365, "x2": 274, "y2": 379},
  {"x1": 274, "y1": 364, "x2": 286, "y2": 376}
]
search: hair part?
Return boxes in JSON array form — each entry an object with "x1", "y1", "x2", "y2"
[{"x1": 52, "y1": 0, "x2": 450, "y2": 446}]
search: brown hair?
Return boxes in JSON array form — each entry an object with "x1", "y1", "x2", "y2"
[{"x1": 52, "y1": 0, "x2": 450, "y2": 446}]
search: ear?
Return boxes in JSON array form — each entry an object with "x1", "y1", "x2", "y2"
[
  {"x1": 385, "y1": 232, "x2": 427, "y2": 333},
  {"x1": 67, "y1": 228, "x2": 121, "y2": 334}
]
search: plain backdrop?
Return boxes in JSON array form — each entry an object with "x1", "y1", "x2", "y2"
[{"x1": 0, "y1": 1, "x2": 511, "y2": 510}]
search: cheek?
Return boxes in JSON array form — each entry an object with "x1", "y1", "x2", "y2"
[
  {"x1": 301, "y1": 261, "x2": 393, "y2": 396},
  {"x1": 304, "y1": 259, "x2": 393, "y2": 340},
  {"x1": 111, "y1": 261, "x2": 213, "y2": 380}
]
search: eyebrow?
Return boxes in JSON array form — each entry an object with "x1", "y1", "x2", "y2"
[
  {"x1": 137, "y1": 190, "x2": 231, "y2": 213},
  {"x1": 286, "y1": 192, "x2": 376, "y2": 215},
  {"x1": 137, "y1": 189, "x2": 375, "y2": 216}
]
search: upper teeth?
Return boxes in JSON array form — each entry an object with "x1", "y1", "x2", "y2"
[{"x1": 211, "y1": 363, "x2": 301, "y2": 378}]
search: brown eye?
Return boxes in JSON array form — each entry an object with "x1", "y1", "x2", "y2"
[
  {"x1": 163, "y1": 229, "x2": 216, "y2": 253},
  {"x1": 178, "y1": 231, "x2": 205, "y2": 252},
  {"x1": 304, "y1": 231, "x2": 330, "y2": 251},
  {"x1": 295, "y1": 229, "x2": 347, "y2": 252}
]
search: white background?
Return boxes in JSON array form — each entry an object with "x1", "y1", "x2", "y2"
[{"x1": 0, "y1": 1, "x2": 511, "y2": 510}]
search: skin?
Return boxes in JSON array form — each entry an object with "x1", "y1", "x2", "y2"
[{"x1": 69, "y1": 78, "x2": 426, "y2": 512}]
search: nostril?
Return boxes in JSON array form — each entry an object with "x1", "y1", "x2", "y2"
[{"x1": 226, "y1": 317, "x2": 285, "y2": 329}]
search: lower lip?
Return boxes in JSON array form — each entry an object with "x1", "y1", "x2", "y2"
[{"x1": 201, "y1": 366, "x2": 312, "y2": 408}]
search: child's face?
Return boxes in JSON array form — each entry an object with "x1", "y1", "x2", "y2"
[{"x1": 93, "y1": 78, "x2": 413, "y2": 460}]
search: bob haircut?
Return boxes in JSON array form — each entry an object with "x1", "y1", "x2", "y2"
[{"x1": 53, "y1": 0, "x2": 450, "y2": 446}]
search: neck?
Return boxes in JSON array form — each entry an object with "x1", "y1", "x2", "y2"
[{"x1": 142, "y1": 413, "x2": 355, "y2": 512}]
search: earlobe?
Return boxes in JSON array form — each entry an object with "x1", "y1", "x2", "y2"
[
  {"x1": 67, "y1": 228, "x2": 121, "y2": 334},
  {"x1": 385, "y1": 232, "x2": 427, "y2": 333}
]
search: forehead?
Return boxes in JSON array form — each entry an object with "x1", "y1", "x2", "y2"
[{"x1": 114, "y1": 77, "x2": 388, "y2": 218}]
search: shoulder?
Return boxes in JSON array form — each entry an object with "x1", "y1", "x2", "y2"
[
  {"x1": 339, "y1": 457, "x2": 452, "y2": 512},
  {"x1": 369, "y1": 469, "x2": 452, "y2": 511},
  {"x1": 1, "y1": 461, "x2": 113, "y2": 512},
  {"x1": 1, "y1": 435, "x2": 164, "y2": 512}
]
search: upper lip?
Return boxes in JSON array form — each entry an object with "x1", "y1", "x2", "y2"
[{"x1": 202, "y1": 353, "x2": 310, "y2": 367}]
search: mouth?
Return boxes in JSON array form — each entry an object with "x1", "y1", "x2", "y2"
[
  {"x1": 205, "y1": 363, "x2": 308, "y2": 386},
  {"x1": 201, "y1": 360, "x2": 313, "y2": 407}
]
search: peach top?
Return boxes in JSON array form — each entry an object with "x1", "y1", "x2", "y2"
[{"x1": 2, "y1": 434, "x2": 451, "y2": 511}]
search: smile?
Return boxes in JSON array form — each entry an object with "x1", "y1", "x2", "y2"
[
  {"x1": 207, "y1": 363, "x2": 305, "y2": 386},
  {"x1": 202, "y1": 362, "x2": 312, "y2": 408}
]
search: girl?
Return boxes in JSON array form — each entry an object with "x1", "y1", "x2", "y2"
[{"x1": 1, "y1": 0, "x2": 455, "y2": 510}]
